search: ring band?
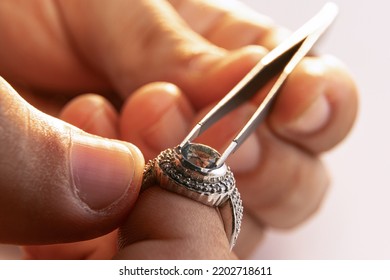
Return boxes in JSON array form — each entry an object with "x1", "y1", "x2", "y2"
[{"x1": 141, "y1": 143, "x2": 243, "y2": 250}]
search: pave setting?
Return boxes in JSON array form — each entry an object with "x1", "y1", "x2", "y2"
[{"x1": 141, "y1": 143, "x2": 243, "y2": 250}]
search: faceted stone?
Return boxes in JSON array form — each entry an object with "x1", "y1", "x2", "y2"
[{"x1": 181, "y1": 143, "x2": 220, "y2": 169}]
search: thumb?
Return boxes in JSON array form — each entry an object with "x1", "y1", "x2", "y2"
[{"x1": 0, "y1": 77, "x2": 144, "y2": 245}]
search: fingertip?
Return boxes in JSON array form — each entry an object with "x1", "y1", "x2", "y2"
[
  {"x1": 120, "y1": 82, "x2": 194, "y2": 160},
  {"x1": 320, "y1": 55, "x2": 359, "y2": 146},
  {"x1": 321, "y1": 54, "x2": 359, "y2": 107},
  {"x1": 269, "y1": 55, "x2": 358, "y2": 152},
  {"x1": 60, "y1": 94, "x2": 119, "y2": 138},
  {"x1": 271, "y1": 57, "x2": 329, "y2": 126}
]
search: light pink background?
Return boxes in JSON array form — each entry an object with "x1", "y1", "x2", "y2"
[{"x1": 1, "y1": 0, "x2": 389, "y2": 259}]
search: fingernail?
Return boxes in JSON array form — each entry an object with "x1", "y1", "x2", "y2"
[
  {"x1": 287, "y1": 94, "x2": 331, "y2": 134},
  {"x1": 76, "y1": 95, "x2": 118, "y2": 139},
  {"x1": 143, "y1": 103, "x2": 190, "y2": 152},
  {"x1": 83, "y1": 108, "x2": 118, "y2": 139},
  {"x1": 70, "y1": 135, "x2": 135, "y2": 210}
]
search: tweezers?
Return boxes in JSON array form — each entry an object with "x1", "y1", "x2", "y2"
[{"x1": 179, "y1": 2, "x2": 338, "y2": 168}]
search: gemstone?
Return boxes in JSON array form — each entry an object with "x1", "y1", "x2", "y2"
[{"x1": 181, "y1": 143, "x2": 220, "y2": 169}]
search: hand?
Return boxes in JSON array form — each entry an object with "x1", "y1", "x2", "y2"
[
  {"x1": 0, "y1": 77, "x2": 144, "y2": 247},
  {"x1": 0, "y1": 0, "x2": 358, "y2": 259},
  {"x1": 0, "y1": 0, "x2": 288, "y2": 258},
  {"x1": 24, "y1": 60, "x2": 357, "y2": 259},
  {"x1": 20, "y1": 86, "x2": 235, "y2": 260},
  {"x1": 0, "y1": 82, "x2": 233, "y2": 260},
  {"x1": 0, "y1": 0, "x2": 285, "y2": 115},
  {"x1": 119, "y1": 55, "x2": 357, "y2": 258}
]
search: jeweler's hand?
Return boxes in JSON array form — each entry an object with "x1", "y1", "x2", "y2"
[
  {"x1": 0, "y1": 0, "x2": 359, "y2": 259},
  {"x1": 23, "y1": 57, "x2": 358, "y2": 259},
  {"x1": 0, "y1": 0, "x2": 281, "y2": 258},
  {"x1": 0, "y1": 78, "x2": 144, "y2": 247},
  {"x1": 0, "y1": 0, "x2": 282, "y2": 115},
  {"x1": 23, "y1": 87, "x2": 235, "y2": 260},
  {"x1": 121, "y1": 61, "x2": 357, "y2": 259}
]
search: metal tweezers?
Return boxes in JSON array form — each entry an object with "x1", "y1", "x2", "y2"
[{"x1": 179, "y1": 3, "x2": 338, "y2": 168}]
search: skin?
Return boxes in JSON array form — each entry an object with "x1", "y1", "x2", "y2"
[{"x1": 0, "y1": 0, "x2": 358, "y2": 259}]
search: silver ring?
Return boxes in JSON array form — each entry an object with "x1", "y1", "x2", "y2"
[{"x1": 141, "y1": 143, "x2": 243, "y2": 250}]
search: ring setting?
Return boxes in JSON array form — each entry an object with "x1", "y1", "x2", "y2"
[{"x1": 141, "y1": 143, "x2": 243, "y2": 250}]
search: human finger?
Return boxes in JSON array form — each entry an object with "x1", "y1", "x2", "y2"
[
  {"x1": 55, "y1": 0, "x2": 269, "y2": 109},
  {"x1": 168, "y1": 0, "x2": 289, "y2": 50},
  {"x1": 267, "y1": 55, "x2": 358, "y2": 153},
  {"x1": 116, "y1": 187, "x2": 235, "y2": 259},
  {"x1": 0, "y1": 77, "x2": 144, "y2": 245},
  {"x1": 189, "y1": 57, "x2": 357, "y2": 255},
  {"x1": 120, "y1": 82, "x2": 195, "y2": 161},
  {"x1": 23, "y1": 94, "x2": 122, "y2": 259},
  {"x1": 118, "y1": 53, "x2": 358, "y2": 258},
  {"x1": 60, "y1": 94, "x2": 119, "y2": 139}
]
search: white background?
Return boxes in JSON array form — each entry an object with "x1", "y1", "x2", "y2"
[
  {"x1": 1, "y1": 0, "x2": 389, "y2": 260},
  {"x1": 240, "y1": 0, "x2": 390, "y2": 259},
  {"x1": 1, "y1": 260, "x2": 390, "y2": 279}
]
